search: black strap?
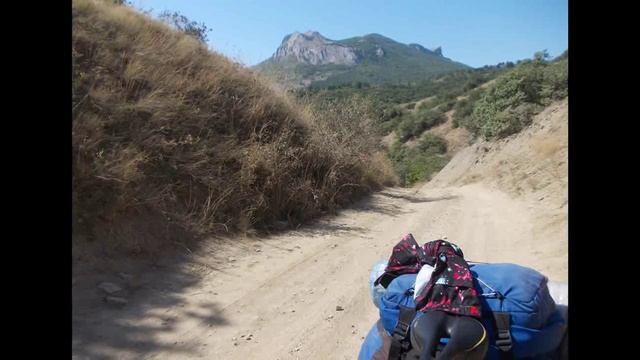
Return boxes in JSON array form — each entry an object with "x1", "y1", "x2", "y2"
[
  {"x1": 493, "y1": 311, "x2": 514, "y2": 360},
  {"x1": 388, "y1": 306, "x2": 416, "y2": 360}
]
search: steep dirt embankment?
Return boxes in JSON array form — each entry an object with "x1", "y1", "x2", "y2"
[{"x1": 430, "y1": 99, "x2": 568, "y2": 278}]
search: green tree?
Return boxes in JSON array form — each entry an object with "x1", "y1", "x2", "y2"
[
  {"x1": 159, "y1": 11, "x2": 211, "y2": 43},
  {"x1": 534, "y1": 49, "x2": 550, "y2": 63}
]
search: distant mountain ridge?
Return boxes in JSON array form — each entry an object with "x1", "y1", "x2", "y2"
[{"x1": 254, "y1": 31, "x2": 470, "y2": 89}]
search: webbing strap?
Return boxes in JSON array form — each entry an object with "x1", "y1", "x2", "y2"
[
  {"x1": 388, "y1": 306, "x2": 416, "y2": 360},
  {"x1": 493, "y1": 312, "x2": 514, "y2": 360}
]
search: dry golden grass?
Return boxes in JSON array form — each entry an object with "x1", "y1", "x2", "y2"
[
  {"x1": 532, "y1": 134, "x2": 565, "y2": 159},
  {"x1": 72, "y1": 0, "x2": 396, "y2": 254}
]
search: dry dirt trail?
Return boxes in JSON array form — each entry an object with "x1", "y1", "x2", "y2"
[{"x1": 73, "y1": 181, "x2": 567, "y2": 359}]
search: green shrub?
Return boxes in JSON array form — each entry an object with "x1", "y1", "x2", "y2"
[
  {"x1": 397, "y1": 109, "x2": 446, "y2": 141},
  {"x1": 388, "y1": 136, "x2": 449, "y2": 186},
  {"x1": 383, "y1": 106, "x2": 405, "y2": 120},
  {"x1": 540, "y1": 59, "x2": 568, "y2": 104},
  {"x1": 418, "y1": 134, "x2": 448, "y2": 154},
  {"x1": 453, "y1": 98, "x2": 471, "y2": 128},
  {"x1": 402, "y1": 154, "x2": 449, "y2": 185},
  {"x1": 436, "y1": 99, "x2": 456, "y2": 112},
  {"x1": 478, "y1": 103, "x2": 540, "y2": 139},
  {"x1": 463, "y1": 53, "x2": 567, "y2": 139}
]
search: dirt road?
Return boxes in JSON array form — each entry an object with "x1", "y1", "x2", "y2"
[{"x1": 72, "y1": 182, "x2": 567, "y2": 359}]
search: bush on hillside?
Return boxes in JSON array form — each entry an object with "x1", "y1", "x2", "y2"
[
  {"x1": 465, "y1": 54, "x2": 567, "y2": 139},
  {"x1": 380, "y1": 105, "x2": 406, "y2": 122},
  {"x1": 418, "y1": 133, "x2": 448, "y2": 154},
  {"x1": 397, "y1": 109, "x2": 446, "y2": 141},
  {"x1": 158, "y1": 11, "x2": 211, "y2": 43},
  {"x1": 478, "y1": 103, "x2": 540, "y2": 139},
  {"x1": 435, "y1": 99, "x2": 456, "y2": 113},
  {"x1": 388, "y1": 136, "x2": 449, "y2": 186},
  {"x1": 540, "y1": 59, "x2": 568, "y2": 103}
]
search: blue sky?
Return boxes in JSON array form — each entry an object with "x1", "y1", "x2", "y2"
[{"x1": 129, "y1": 0, "x2": 568, "y2": 68}]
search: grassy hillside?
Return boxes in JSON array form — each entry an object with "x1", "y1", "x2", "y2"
[
  {"x1": 293, "y1": 51, "x2": 567, "y2": 187},
  {"x1": 293, "y1": 64, "x2": 510, "y2": 186},
  {"x1": 297, "y1": 65, "x2": 508, "y2": 124},
  {"x1": 72, "y1": 0, "x2": 396, "y2": 254}
]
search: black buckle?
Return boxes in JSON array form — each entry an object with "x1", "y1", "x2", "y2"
[
  {"x1": 493, "y1": 312, "x2": 513, "y2": 352},
  {"x1": 389, "y1": 318, "x2": 412, "y2": 360},
  {"x1": 393, "y1": 320, "x2": 410, "y2": 339},
  {"x1": 496, "y1": 329, "x2": 512, "y2": 350}
]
